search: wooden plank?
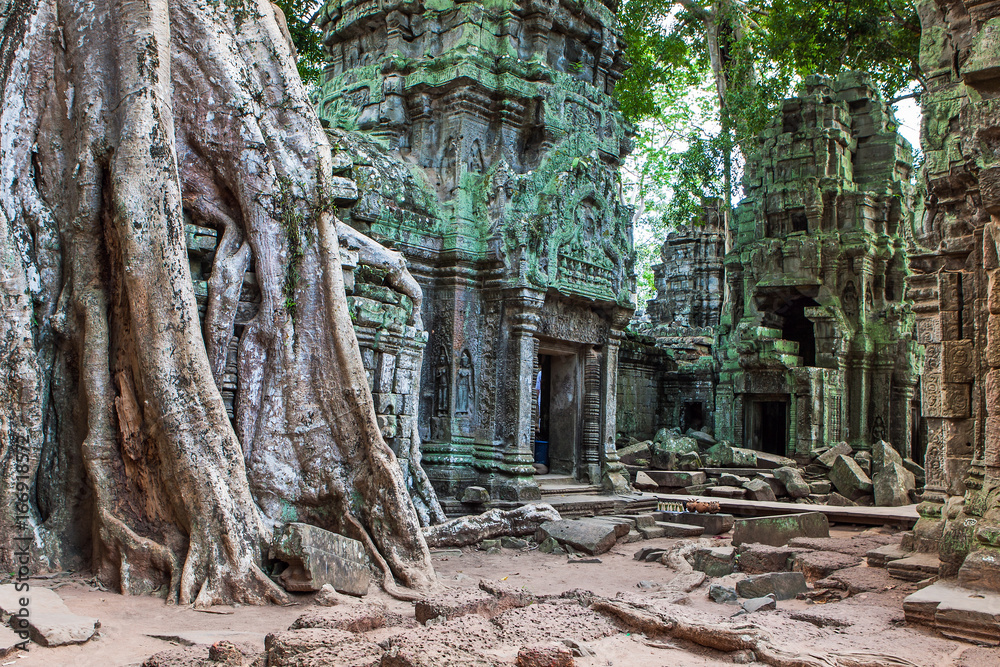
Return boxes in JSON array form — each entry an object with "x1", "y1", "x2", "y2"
[{"x1": 651, "y1": 493, "x2": 918, "y2": 527}]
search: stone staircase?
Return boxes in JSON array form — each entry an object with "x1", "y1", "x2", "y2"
[{"x1": 536, "y1": 474, "x2": 603, "y2": 497}]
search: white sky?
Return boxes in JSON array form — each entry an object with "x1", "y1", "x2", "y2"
[{"x1": 893, "y1": 96, "x2": 922, "y2": 154}]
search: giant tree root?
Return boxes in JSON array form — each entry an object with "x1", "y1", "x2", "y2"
[
  {"x1": 591, "y1": 597, "x2": 919, "y2": 667},
  {"x1": 422, "y1": 504, "x2": 561, "y2": 548}
]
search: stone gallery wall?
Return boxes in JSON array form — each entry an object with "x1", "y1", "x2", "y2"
[
  {"x1": 316, "y1": 0, "x2": 635, "y2": 504},
  {"x1": 715, "y1": 73, "x2": 921, "y2": 461},
  {"x1": 905, "y1": 0, "x2": 1000, "y2": 596}
]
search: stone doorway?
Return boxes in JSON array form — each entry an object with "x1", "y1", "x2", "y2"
[
  {"x1": 535, "y1": 349, "x2": 582, "y2": 477},
  {"x1": 778, "y1": 297, "x2": 817, "y2": 366},
  {"x1": 746, "y1": 397, "x2": 789, "y2": 456}
]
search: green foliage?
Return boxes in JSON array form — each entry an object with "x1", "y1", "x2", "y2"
[{"x1": 272, "y1": 0, "x2": 326, "y2": 87}]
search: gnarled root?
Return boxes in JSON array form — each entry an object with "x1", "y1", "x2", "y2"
[
  {"x1": 591, "y1": 597, "x2": 919, "y2": 667},
  {"x1": 422, "y1": 503, "x2": 561, "y2": 548}
]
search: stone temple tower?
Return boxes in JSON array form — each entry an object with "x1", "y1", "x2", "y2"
[
  {"x1": 715, "y1": 73, "x2": 921, "y2": 461},
  {"x1": 316, "y1": 0, "x2": 636, "y2": 505}
]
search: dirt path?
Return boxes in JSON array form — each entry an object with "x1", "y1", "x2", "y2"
[{"x1": 7, "y1": 527, "x2": 997, "y2": 666}]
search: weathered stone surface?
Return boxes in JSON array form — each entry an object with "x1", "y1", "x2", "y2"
[
  {"x1": 737, "y1": 572, "x2": 808, "y2": 600},
  {"x1": 741, "y1": 595, "x2": 777, "y2": 613},
  {"x1": 731, "y1": 512, "x2": 829, "y2": 547},
  {"x1": 815, "y1": 565, "x2": 897, "y2": 594},
  {"x1": 754, "y1": 452, "x2": 798, "y2": 469},
  {"x1": 687, "y1": 546, "x2": 736, "y2": 577},
  {"x1": 829, "y1": 455, "x2": 873, "y2": 500},
  {"x1": 415, "y1": 581, "x2": 534, "y2": 625},
  {"x1": 866, "y1": 544, "x2": 910, "y2": 568},
  {"x1": 736, "y1": 543, "x2": 805, "y2": 574},
  {"x1": 501, "y1": 537, "x2": 530, "y2": 550},
  {"x1": 0, "y1": 626, "x2": 25, "y2": 658},
  {"x1": 634, "y1": 547, "x2": 668, "y2": 562},
  {"x1": 904, "y1": 583, "x2": 1000, "y2": 646},
  {"x1": 264, "y1": 628, "x2": 382, "y2": 667},
  {"x1": 709, "y1": 584, "x2": 738, "y2": 604},
  {"x1": 887, "y1": 553, "x2": 942, "y2": 582},
  {"x1": 0, "y1": 585, "x2": 99, "y2": 647},
  {"x1": 462, "y1": 487, "x2": 490, "y2": 504},
  {"x1": 515, "y1": 645, "x2": 575, "y2": 667},
  {"x1": 653, "y1": 511, "x2": 734, "y2": 536},
  {"x1": 792, "y1": 551, "x2": 863, "y2": 582},
  {"x1": 704, "y1": 442, "x2": 757, "y2": 468},
  {"x1": 816, "y1": 443, "x2": 853, "y2": 468},
  {"x1": 873, "y1": 461, "x2": 915, "y2": 507},
  {"x1": 644, "y1": 470, "x2": 707, "y2": 487},
  {"x1": 382, "y1": 637, "x2": 497, "y2": 667},
  {"x1": 289, "y1": 604, "x2": 404, "y2": 633},
  {"x1": 651, "y1": 431, "x2": 700, "y2": 470},
  {"x1": 536, "y1": 519, "x2": 619, "y2": 556},
  {"x1": 787, "y1": 533, "x2": 901, "y2": 558},
  {"x1": 653, "y1": 521, "x2": 705, "y2": 538},
  {"x1": 809, "y1": 480, "x2": 832, "y2": 494},
  {"x1": 538, "y1": 537, "x2": 566, "y2": 555},
  {"x1": 871, "y1": 440, "x2": 904, "y2": 476},
  {"x1": 271, "y1": 523, "x2": 371, "y2": 595},
  {"x1": 773, "y1": 467, "x2": 810, "y2": 498},
  {"x1": 743, "y1": 478, "x2": 777, "y2": 502},
  {"x1": 315, "y1": 584, "x2": 357, "y2": 607},
  {"x1": 632, "y1": 471, "x2": 658, "y2": 491},
  {"x1": 719, "y1": 473, "x2": 751, "y2": 486},
  {"x1": 826, "y1": 492, "x2": 857, "y2": 506},
  {"x1": 708, "y1": 485, "x2": 747, "y2": 499},
  {"x1": 854, "y1": 451, "x2": 872, "y2": 476}
]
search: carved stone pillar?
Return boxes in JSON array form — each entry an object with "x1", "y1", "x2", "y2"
[
  {"x1": 582, "y1": 349, "x2": 601, "y2": 483},
  {"x1": 599, "y1": 320, "x2": 630, "y2": 493},
  {"x1": 485, "y1": 288, "x2": 542, "y2": 501}
]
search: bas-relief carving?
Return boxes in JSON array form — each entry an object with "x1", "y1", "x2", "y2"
[{"x1": 456, "y1": 349, "x2": 474, "y2": 414}]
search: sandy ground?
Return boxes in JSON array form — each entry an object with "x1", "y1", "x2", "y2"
[{"x1": 6, "y1": 526, "x2": 999, "y2": 667}]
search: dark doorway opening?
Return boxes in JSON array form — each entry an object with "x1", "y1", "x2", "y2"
[
  {"x1": 683, "y1": 402, "x2": 704, "y2": 432},
  {"x1": 535, "y1": 351, "x2": 580, "y2": 476},
  {"x1": 746, "y1": 398, "x2": 788, "y2": 456},
  {"x1": 779, "y1": 298, "x2": 817, "y2": 366}
]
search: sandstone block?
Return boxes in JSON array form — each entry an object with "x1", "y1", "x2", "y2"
[
  {"x1": 535, "y1": 519, "x2": 618, "y2": 555},
  {"x1": 873, "y1": 461, "x2": 915, "y2": 507},
  {"x1": 653, "y1": 511, "x2": 734, "y2": 536},
  {"x1": 793, "y1": 551, "x2": 862, "y2": 582},
  {"x1": 644, "y1": 470, "x2": 706, "y2": 487},
  {"x1": 732, "y1": 512, "x2": 829, "y2": 547},
  {"x1": 829, "y1": 455, "x2": 873, "y2": 500},
  {"x1": 737, "y1": 572, "x2": 808, "y2": 600},
  {"x1": 816, "y1": 442, "x2": 852, "y2": 468},
  {"x1": 271, "y1": 523, "x2": 371, "y2": 595},
  {"x1": 773, "y1": 467, "x2": 810, "y2": 498},
  {"x1": 709, "y1": 584, "x2": 738, "y2": 604},
  {"x1": 743, "y1": 478, "x2": 777, "y2": 502},
  {"x1": 0, "y1": 585, "x2": 99, "y2": 647},
  {"x1": 708, "y1": 485, "x2": 747, "y2": 499},
  {"x1": 736, "y1": 543, "x2": 804, "y2": 574},
  {"x1": 687, "y1": 546, "x2": 736, "y2": 577},
  {"x1": 516, "y1": 645, "x2": 575, "y2": 667}
]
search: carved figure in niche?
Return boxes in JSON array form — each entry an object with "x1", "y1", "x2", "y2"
[
  {"x1": 865, "y1": 285, "x2": 874, "y2": 311},
  {"x1": 871, "y1": 414, "x2": 886, "y2": 442},
  {"x1": 843, "y1": 280, "x2": 859, "y2": 317},
  {"x1": 456, "y1": 350, "x2": 474, "y2": 413},
  {"x1": 469, "y1": 139, "x2": 485, "y2": 173},
  {"x1": 434, "y1": 348, "x2": 450, "y2": 416},
  {"x1": 441, "y1": 137, "x2": 458, "y2": 193}
]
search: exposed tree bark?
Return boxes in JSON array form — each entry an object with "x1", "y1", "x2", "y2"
[
  {"x1": 0, "y1": 0, "x2": 434, "y2": 605},
  {"x1": 422, "y1": 504, "x2": 561, "y2": 548}
]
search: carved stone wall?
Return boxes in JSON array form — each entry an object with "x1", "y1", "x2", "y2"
[
  {"x1": 317, "y1": 0, "x2": 635, "y2": 504},
  {"x1": 904, "y1": 0, "x2": 1000, "y2": 603},
  {"x1": 715, "y1": 73, "x2": 921, "y2": 460}
]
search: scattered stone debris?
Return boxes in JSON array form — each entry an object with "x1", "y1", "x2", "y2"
[
  {"x1": 736, "y1": 572, "x2": 808, "y2": 600},
  {"x1": 731, "y1": 512, "x2": 829, "y2": 547},
  {"x1": 709, "y1": 584, "x2": 738, "y2": 604}
]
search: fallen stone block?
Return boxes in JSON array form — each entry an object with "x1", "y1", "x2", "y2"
[
  {"x1": 902, "y1": 458, "x2": 925, "y2": 487},
  {"x1": 704, "y1": 442, "x2": 757, "y2": 468},
  {"x1": 719, "y1": 473, "x2": 751, "y2": 486},
  {"x1": 792, "y1": 551, "x2": 862, "y2": 582},
  {"x1": 289, "y1": 603, "x2": 405, "y2": 632},
  {"x1": 708, "y1": 485, "x2": 746, "y2": 499},
  {"x1": 871, "y1": 440, "x2": 904, "y2": 476},
  {"x1": 754, "y1": 452, "x2": 797, "y2": 469},
  {"x1": 773, "y1": 467, "x2": 811, "y2": 498},
  {"x1": 731, "y1": 512, "x2": 829, "y2": 547},
  {"x1": 271, "y1": 523, "x2": 371, "y2": 595},
  {"x1": 415, "y1": 581, "x2": 534, "y2": 624},
  {"x1": 536, "y1": 519, "x2": 619, "y2": 555},
  {"x1": 873, "y1": 461, "x2": 915, "y2": 507},
  {"x1": 829, "y1": 455, "x2": 873, "y2": 500},
  {"x1": 866, "y1": 543, "x2": 910, "y2": 568},
  {"x1": 809, "y1": 480, "x2": 832, "y2": 494},
  {"x1": 653, "y1": 521, "x2": 705, "y2": 538},
  {"x1": 315, "y1": 584, "x2": 357, "y2": 607},
  {"x1": 686, "y1": 546, "x2": 735, "y2": 577},
  {"x1": 854, "y1": 451, "x2": 872, "y2": 476},
  {"x1": 826, "y1": 492, "x2": 856, "y2": 506},
  {"x1": 756, "y1": 473, "x2": 786, "y2": 497},
  {"x1": 709, "y1": 584, "x2": 738, "y2": 604},
  {"x1": 633, "y1": 547, "x2": 667, "y2": 562},
  {"x1": 633, "y1": 471, "x2": 658, "y2": 491},
  {"x1": 263, "y1": 627, "x2": 382, "y2": 667},
  {"x1": 462, "y1": 486, "x2": 490, "y2": 504},
  {"x1": 816, "y1": 442, "x2": 852, "y2": 468},
  {"x1": 643, "y1": 470, "x2": 707, "y2": 487},
  {"x1": 740, "y1": 595, "x2": 777, "y2": 613},
  {"x1": 636, "y1": 525, "x2": 667, "y2": 540},
  {"x1": 787, "y1": 533, "x2": 901, "y2": 558},
  {"x1": 653, "y1": 511, "x2": 734, "y2": 536},
  {"x1": 737, "y1": 572, "x2": 808, "y2": 600},
  {"x1": 743, "y1": 478, "x2": 777, "y2": 502},
  {"x1": 887, "y1": 553, "x2": 941, "y2": 582},
  {"x1": 0, "y1": 585, "x2": 99, "y2": 647},
  {"x1": 736, "y1": 543, "x2": 805, "y2": 574}
]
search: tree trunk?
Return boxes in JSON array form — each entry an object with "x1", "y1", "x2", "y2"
[{"x1": 0, "y1": 0, "x2": 434, "y2": 605}]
